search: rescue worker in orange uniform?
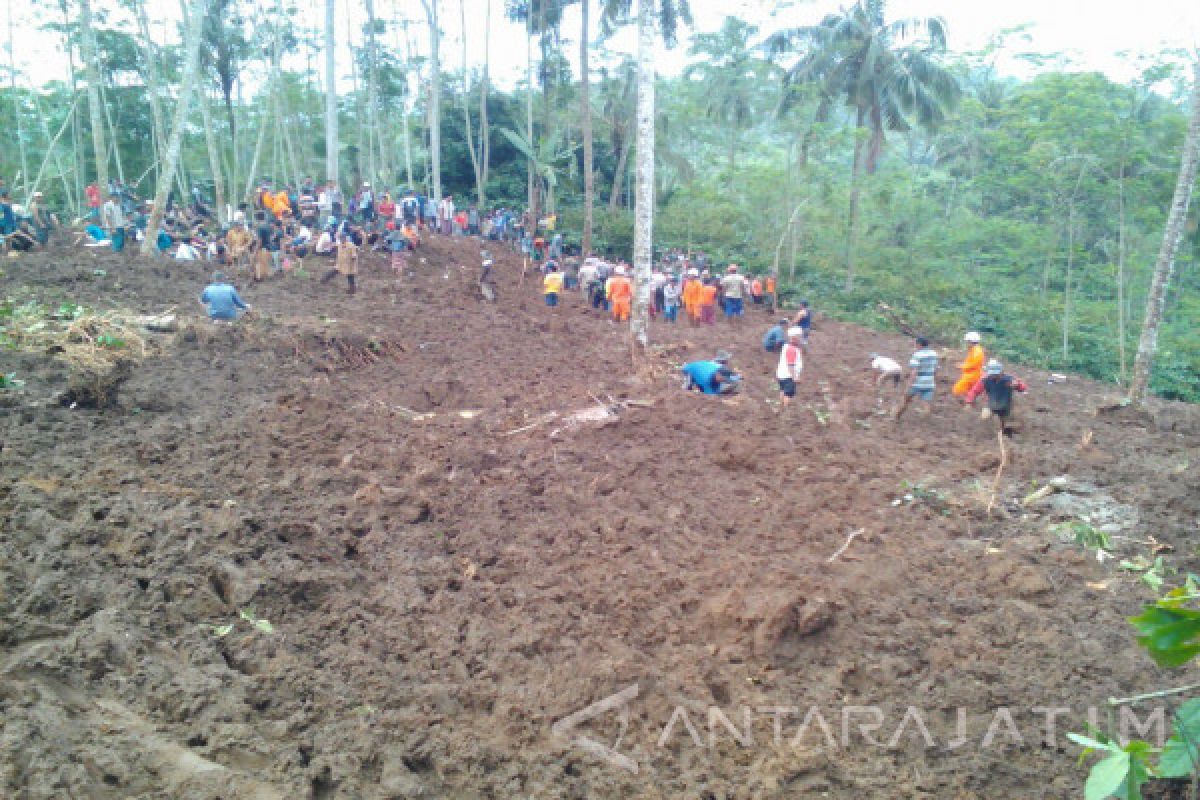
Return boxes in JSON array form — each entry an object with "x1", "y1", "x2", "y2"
[
  {"x1": 952, "y1": 331, "x2": 986, "y2": 400},
  {"x1": 607, "y1": 265, "x2": 633, "y2": 322},
  {"x1": 681, "y1": 268, "x2": 702, "y2": 325},
  {"x1": 698, "y1": 279, "x2": 718, "y2": 325},
  {"x1": 272, "y1": 190, "x2": 292, "y2": 220}
]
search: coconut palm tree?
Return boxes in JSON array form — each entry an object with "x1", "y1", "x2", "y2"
[
  {"x1": 684, "y1": 18, "x2": 775, "y2": 184},
  {"x1": 600, "y1": 0, "x2": 690, "y2": 347},
  {"x1": 766, "y1": 0, "x2": 960, "y2": 290}
]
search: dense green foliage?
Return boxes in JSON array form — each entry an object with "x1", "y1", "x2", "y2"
[{"x1": 2, "y1": 5, "x2": 1196, "y2": 398}]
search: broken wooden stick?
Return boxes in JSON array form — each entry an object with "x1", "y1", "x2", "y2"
[
  {"x1": 827, "y1": 528, "x2": 865, "y2": 563},
  {"x1": 986, "y1": 426, "x2": 1007, "y2": 516},
  {"x1": 876, "y1": 302, "x2": 923, "y2": 339},
  {"x1": 500, "y1": 411, "x2": 559, "y2": 436}
]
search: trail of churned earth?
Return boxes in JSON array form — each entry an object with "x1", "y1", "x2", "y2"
[{"x1": 1, "y1": 237, "x2": 1198, "y2": 798}]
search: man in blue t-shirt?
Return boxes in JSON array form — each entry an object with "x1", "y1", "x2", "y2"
[
  {"x1": 895, "y1": 336, "x2": 939, "y2": 419},
  {"x1": 762, "y1": 318, "x2": 789, "y2": 352},
  {"x1": 199, "y1": 272, "x2": 251, "y2": 321},
  {"x1": 681, "y1": 351, "x2": 742, "y2": 396}
]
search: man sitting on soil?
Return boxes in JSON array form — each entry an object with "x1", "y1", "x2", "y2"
[
  {"x1": 200, "y1": 271, "x2": 251, "y2": 322},
  {"x1": 682, "y1": 350, "x2": 742, "y2": 396},
  {"x1": 965, "y1": 359, "x2": 1028, "y2": 434}
]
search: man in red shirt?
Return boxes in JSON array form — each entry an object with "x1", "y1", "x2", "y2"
[{"x1": 965, "y1": 359, "x2": 1028, "y2": 433}]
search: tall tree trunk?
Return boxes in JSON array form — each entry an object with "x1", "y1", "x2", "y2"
[
  {"x1": 364, "y1": 0, "x2": 380, "y2": 186},
  {"x1": 27, "y1": 95, "x2": 80, "y2": 201},
  {"x1": 78, "y1": 0, "x2": 108, "y2": 192},
  {"x1": 1128, "y1": 59, "x2": 1200, "y2": 407},
  {"x1": 398, "y1": 16, "x2": 415, "y2": 188},
  {"x1": 630, "y1": 0, "x2": 655, "y2": 348},
  {"x1": 134, "y1": 3, "x2": 169, "y2": 190},
  {"x1": 580, "y1": 0, "x2": 594, "y2": 254},
  {"x1": 479, "y1": 0, "x2": 490, "y2": 202},
  {"x1": 421, "y1": 0, "x2": 442, "y2": 203},
  {"x1": 28, "y1": 88, "x2": 76, "y2": 206},
  {"x1": 99, "y1": 82, "x2": 126, "y2": 186},
  {"x1": 458, "y1": 0, "x2": 483, "y2": 205},
  {"x1": 1062, "y1": 200, "x2": 1074, "y2": 362},
  {"x1": 201, "y1": 92, "x2": 227, "y2": 221},
  {"x1": 59, "y1": 0, "x2": 84, "y2": 214},
  {"x1": 1117, "y1": 160, "x2": 1128, "y2": 384},
  {"x1": 525, "y1": 17, "x2": 536, "y2": 222},
  {"x1": 845, "y1": 107, "x2": 866, "y2": 292},
  {"x1": 324, "y1": 0, "x2": 339, "y2": 185},
  {"x1": 7, "y1": 4, "x2": 29, "y2": 194},
  {"x1": 243, "y1": 88, "x2": 268, "y2": 198},
  {"x1": 141, "y1": 0, "x2": 206, "y2": 254},
  {"x1": 608, "y1": 133, "x2": 631, "y2": 212}
]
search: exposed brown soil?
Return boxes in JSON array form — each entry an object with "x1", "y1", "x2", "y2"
[{"x1": 2, "y1": 235, "x2": 1198, "y2": 799}]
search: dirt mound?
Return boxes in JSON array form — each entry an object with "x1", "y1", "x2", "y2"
[{"x1": 1, "y1": 234, "x2": 1198, "y2": 798}]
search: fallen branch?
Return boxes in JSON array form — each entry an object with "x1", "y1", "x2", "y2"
[
  {"x1": 1022, "y1": 484, "x2": 1058, "y2": 507},
  {"x1": 986, "y1": 426, "x2": 1008, "y2": 515},
  {"x1": 827, "y1": 528, "x2": 865, "y2": 563},
  {"x1": 500, "y1": 411, "x2": 559, "y2": 436},
  {"x1": 875, "y1": 302, "x2": 923, "y2": 339}
]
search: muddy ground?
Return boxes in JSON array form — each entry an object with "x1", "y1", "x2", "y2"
[{"x1": 1, "y1": 235, "x2": 1198, "y2": 799}]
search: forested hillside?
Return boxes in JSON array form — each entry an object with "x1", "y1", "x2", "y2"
[{"x1": 1, "y1": 2, "x2": 1197, "y2": 397}]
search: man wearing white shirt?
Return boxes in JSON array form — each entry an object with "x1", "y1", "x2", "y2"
[
  {"x1": 438, "y1": 194, "x2": 454, "y2": 235},
  {"x1": 870, "y1": 353, "x2": 904, "y2": 387}
]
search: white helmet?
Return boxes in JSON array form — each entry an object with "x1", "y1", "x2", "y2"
[
  {"x1": 964, "y1": 331, "x2": 982, "y2": 343},
  {"x1": 615, "y1": 265, "x2": 627, "y2": 276}
]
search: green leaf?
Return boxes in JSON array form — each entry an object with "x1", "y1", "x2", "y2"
[
  {"x1": 1068, "y1": 732, "x2": 1115, "y2": 754},
  {"x1": 1159, "y1": 698, "x2": 1200, "y2": 778},
  {"x1": 1129, "y1": 604, "x2": 1200, "y2": 668},
  {"x1": 210, "y1": 623, "x2": 234, "y2": 637},
  {"x1": 1084, "y1": 750, "x2": 1131, "y2": 800}
]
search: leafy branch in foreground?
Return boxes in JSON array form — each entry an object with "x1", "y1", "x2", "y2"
[{"x1": 1070, "y1": 575, "x2": 1200, "y2": 798}]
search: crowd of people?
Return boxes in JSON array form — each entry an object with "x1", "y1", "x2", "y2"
[
  {"x1": 0, "y1": 179, "x2": 59, "y2": 252},
  {"x1": 5, "y1": 173, "x2": 1029, "y2": 431},
  {"x1": 539, "y1": 256, "x2": 778, "y2": 326}
]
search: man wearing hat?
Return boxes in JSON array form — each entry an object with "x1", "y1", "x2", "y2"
[
  {"x1": 606, "y1": 265, "x2": 633, "y2": 322},
  {"x1": 199, "y1": 271, "x2": 251, "y2": 321},
  {"x1": 719, "y1": 264, "x2": 749, "y2": 322},
  {"x1": 966, "y1": 359, "x2": 1028, "y2": 430},
  {"x1": 953, "y1": 331, "x2": 986, "y2": 401},
  {"x1": 681, "y1": 350, "x2": 742, "y2": 396}
]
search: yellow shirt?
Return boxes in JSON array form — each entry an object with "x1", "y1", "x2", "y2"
[{"x1": 543, "y1": 272, "x2": 564, "y2": 294}]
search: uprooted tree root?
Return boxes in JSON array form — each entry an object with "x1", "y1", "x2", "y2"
[
  {"x1": 55, "y1": 314, "x2": 149, "y2": 409},
  {"x1": 289, "y1": 332, "x2": 407, "y2": 372}
]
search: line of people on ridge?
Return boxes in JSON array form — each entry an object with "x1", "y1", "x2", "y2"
[{"x1": 540, "y1": 256, "x2": 777, "y2": 325}]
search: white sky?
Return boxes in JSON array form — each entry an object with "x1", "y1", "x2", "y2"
[{"x1": 6, "y1": 0, "x2": 1198, "y2": 93}]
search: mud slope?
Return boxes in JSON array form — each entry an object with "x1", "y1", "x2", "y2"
[{"x1": 2, "y1": 237, "x2": 1198, "y2": 799}]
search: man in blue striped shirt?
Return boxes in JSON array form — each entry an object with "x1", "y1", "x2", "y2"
[{"x1": 895, "y1": 337, "x2": 939, "y2": 419}]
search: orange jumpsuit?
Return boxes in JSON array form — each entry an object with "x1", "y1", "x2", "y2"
[
  {"x1": 607, "y1": 275, "x2": 633, "y2": 322},
  {"x1": 681, "y1": 278, "x2": 701, "y2": 321},
  {"x1": 953, "y1": 344, "x2": 985, "y2": 397},
  {"x1": 273, "y1": 191, "x2": 292, "y2": 219},
  {"x1": 698, "y1": 284, "x2": 718, "y2": 325}
]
